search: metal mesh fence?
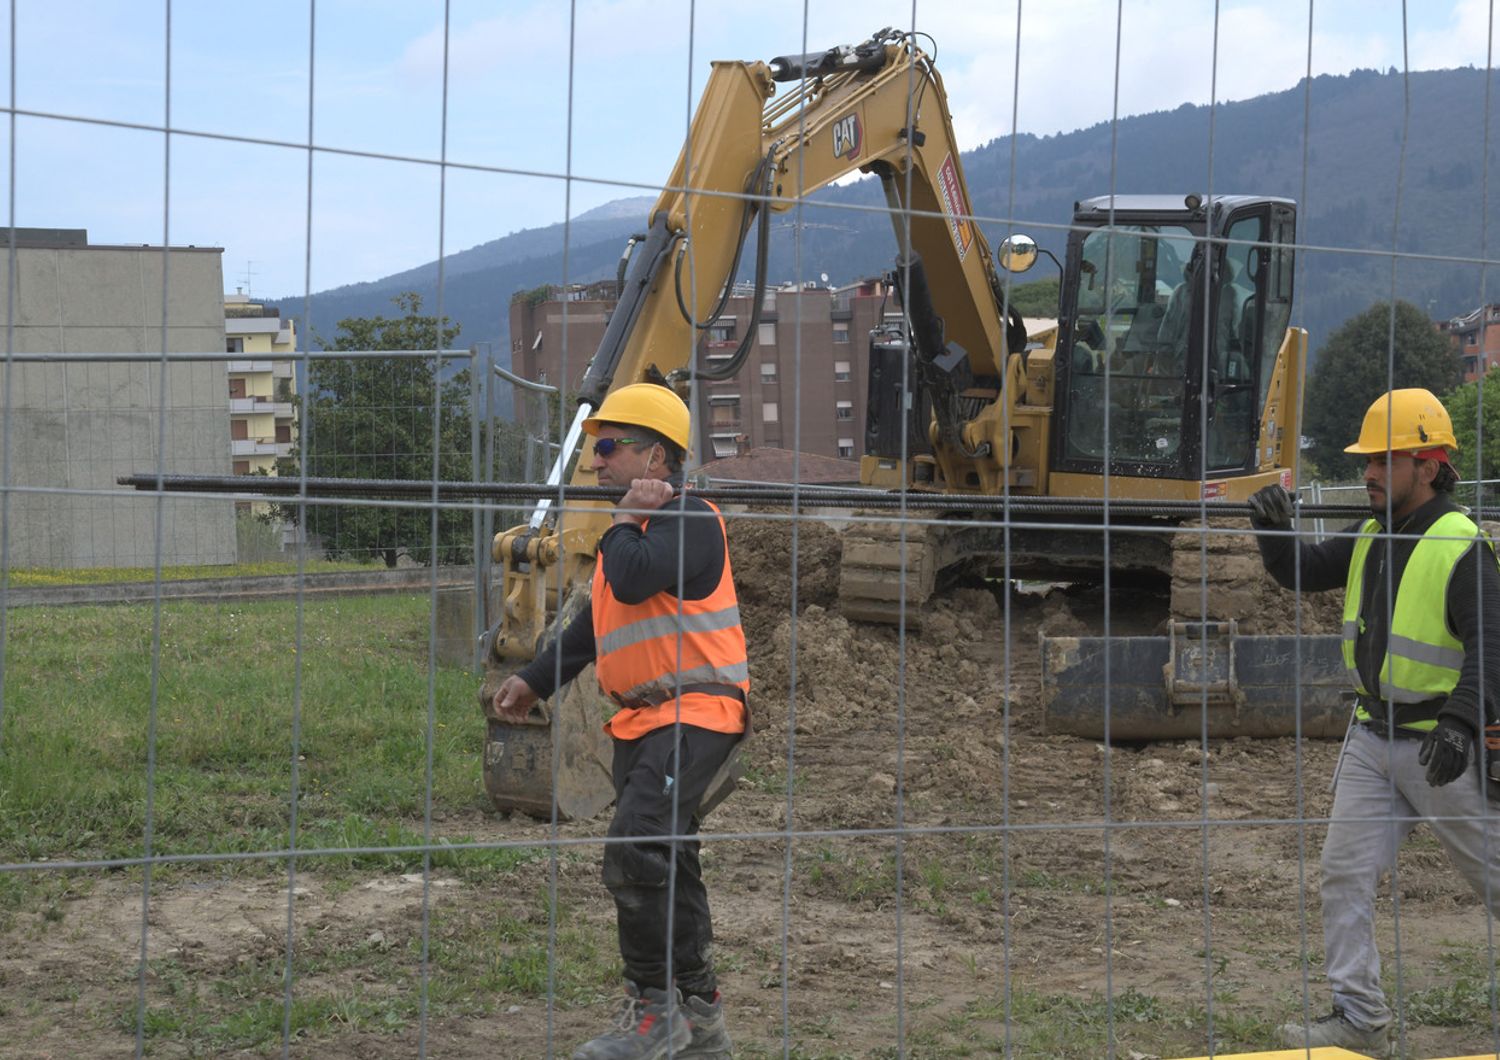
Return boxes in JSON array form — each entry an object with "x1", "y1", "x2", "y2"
[{"x1": 4, "y1": 4, "x2": 1500, "y2": 1059}]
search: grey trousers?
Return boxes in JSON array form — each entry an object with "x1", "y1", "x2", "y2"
[{"x1": 1321, "y1": 724, "x2": 1500, "y2": 1029}]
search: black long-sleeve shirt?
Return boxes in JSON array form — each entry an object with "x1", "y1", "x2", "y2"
[
  {"x1": 1257, "y1": 493, "x2": 1500, "y2": 732},
  {"x1": 516, "y1": 488, "x2": 727, "y2": 700}
]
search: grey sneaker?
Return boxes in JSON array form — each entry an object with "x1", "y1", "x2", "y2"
[
  {"x1": 572, "y1": 984, "x2": 691, "y2": 1060},
  {"x1": 1276, "y1": 1007, "x2": 1389, "y2": 1054},
  {"x1": 680, "y1": 992, "x2": 732, "y2": 1058}
]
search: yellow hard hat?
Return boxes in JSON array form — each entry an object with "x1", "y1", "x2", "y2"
[
  {"x1": 1344, "y1": 388, "x2": 1459, "y2": 454},
  {"x1": 582, "y1": 383, "x2": 692, "y2": 450}
]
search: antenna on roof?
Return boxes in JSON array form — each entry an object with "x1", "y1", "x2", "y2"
[{"x1": 240, "y1": 260, "x2": 257, "y2": 298}]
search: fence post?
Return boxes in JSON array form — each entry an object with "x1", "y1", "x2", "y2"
[
  {"x1": 469, "y1": 346, "x2": 484, "y2": 673},
  {"x1": 480, "y1": 342, "x2": 495, "y2": 652}
]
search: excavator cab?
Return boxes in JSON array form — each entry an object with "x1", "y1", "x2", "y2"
[{"x1": 1050, "y1": 195, "x2": 1297, "y2": 485}]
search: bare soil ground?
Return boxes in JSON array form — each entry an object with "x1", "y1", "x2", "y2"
[{"x1": 4, "y1": 514, "x2": 1498, "y2": 1058}]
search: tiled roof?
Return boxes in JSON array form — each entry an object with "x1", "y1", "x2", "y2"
[{"x1": 696, "y1": 447, "x2": 860, "y2": 485}]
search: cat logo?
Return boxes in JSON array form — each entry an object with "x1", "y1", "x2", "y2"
[{"x1": 832, "y1": 113, "x2": 862, "y2": 161}]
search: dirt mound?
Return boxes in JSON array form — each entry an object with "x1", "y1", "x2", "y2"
[{"x1": 726, "y1": 509, "x2": 841, "y2": 645}]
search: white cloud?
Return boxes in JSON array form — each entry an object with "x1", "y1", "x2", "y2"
[{"x1": 19, "y1": 1, "x2": 1483, "y2": 296}]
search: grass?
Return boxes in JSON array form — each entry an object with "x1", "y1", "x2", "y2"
[
  {"x1": 117, "y1": 887, "x2": 618, "y2": 1054},
  {"x1": 9, "y1": 558, "x2": 381, "y2": 586},
  {"x1": 1, "y1": 592, "x2": 624, "y2": 1052},
  {"x1": 0, "y1": 594, "x2": 504, "y2": 871},
  {"x1": 1403, "y1": 943, "x2": 1500, "y2": 1026}
]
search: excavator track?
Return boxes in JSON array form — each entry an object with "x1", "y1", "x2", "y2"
[
  {"x1": 837, "y1": 512, "x2": 1177, "y2": 626},
  {"x1": 1166, "y1": 517, "x2": 1272, "y2": 625}
]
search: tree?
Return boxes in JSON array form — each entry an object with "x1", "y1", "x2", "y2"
[
  {"x1": 1303, "y1": 299, "x2": 1461, "y2": 478},
  {"x1": 1004, "y1": 276, "x2": 1060, "y2": 319},
  {"x1": 276, "y1": 292, "x2": 472, "y2": 568},
  {"x1": 1443, "y1": 369, "x2": 1500, "y2": 499}
]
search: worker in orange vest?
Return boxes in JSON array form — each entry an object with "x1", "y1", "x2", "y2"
[{"x1": 492, "y1": 383, "x2": 748, "y2": 1060}]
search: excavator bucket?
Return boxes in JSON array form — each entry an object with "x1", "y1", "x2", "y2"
[
  {"x1": 482, "y1": 669, "x2": 617, "y2": 821},
  {"x1": 1041, "y1": 622, "x2": 1349, "y2": 740}
]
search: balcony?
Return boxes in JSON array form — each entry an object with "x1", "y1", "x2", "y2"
[
  {"x1": 230, "y1": 439, "x2": 278, "y2": 457},
  {"x1": 227, "y1": 317, "x2": 284, "y2": 335},
  {"x1": 227, "y1": 360, "x2": 273, "y2": 374}
]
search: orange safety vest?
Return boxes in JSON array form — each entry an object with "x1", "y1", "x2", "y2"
[{"x1": 591, "y1": 500, "x2": 749, "y2": 741}]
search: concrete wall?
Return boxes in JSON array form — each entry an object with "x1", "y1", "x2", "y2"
[{"x1": 0, "y1": 245, "x2": 236, "y2": 568}]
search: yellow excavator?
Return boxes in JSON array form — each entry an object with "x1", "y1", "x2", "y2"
[{"x1": 480, "y1": 27, "x2": 1334, "y2": 819}]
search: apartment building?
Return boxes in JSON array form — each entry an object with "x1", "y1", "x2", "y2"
[
  {"x1": 507, "y1": 277, "x2": 890, "y2": 467},
  {"x1": 1438, "y1": 303, "x2": 1500, "y2": 382},
  {"x1": 224, "y1": 291, "x2": 297, "y2": 478}
]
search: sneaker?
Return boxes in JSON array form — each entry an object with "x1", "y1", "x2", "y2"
[
  {"x1": 572, "y1": 983, "x2": 691, "y2": 1060},
  {"x1": 1276, "y1": 1007, "x2": 1390, "y2": 1054},
  {"x1": 680, "y1": 992, "x2": 733, "y2": 1058}
]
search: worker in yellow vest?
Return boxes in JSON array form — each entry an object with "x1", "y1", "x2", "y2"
[
  {"x1": 1248, "y1": 387, "x2": 1500, "y2": 1054},
  {"x1": 490, "y1": 384, "x2": 748, "y2": 1060}
]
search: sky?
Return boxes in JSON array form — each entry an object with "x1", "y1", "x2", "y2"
[{"x1": 4, "y1": 0, "x2": 1497, "y2": 300}]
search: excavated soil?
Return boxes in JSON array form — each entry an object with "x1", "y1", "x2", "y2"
[{"x1": 4, "y1": 514, "x2": 1495, "y2": 1059}]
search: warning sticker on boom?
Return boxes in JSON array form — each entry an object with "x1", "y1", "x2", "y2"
[{"x1": 936, "y1": 153, "x2": 974, "y2": 262}]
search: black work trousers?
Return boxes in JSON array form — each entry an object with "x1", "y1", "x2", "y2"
[{"x1": 604, "y1": 722, "x2": 739, "y2": 998}]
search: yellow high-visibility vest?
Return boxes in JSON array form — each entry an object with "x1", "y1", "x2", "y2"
[{"x1": 1342, "y1": 510, "x2": 1493, "y2": 732}]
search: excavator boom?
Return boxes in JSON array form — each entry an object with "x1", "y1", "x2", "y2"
[{"x1": 480, "y1": 28, "x2": 1314, "y2": 818}]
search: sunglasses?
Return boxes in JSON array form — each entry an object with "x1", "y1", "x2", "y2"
[{"x1": 591, "y1": 437, "x2": 643, "y2": 457}]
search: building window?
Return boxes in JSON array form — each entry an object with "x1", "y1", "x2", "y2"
[
  {"x1": 233, "y1": 460, "x2": 250, "y2": 475},
  {"x1": 763, "y1": 402, "x2": 778, "y2": 423},
  {"x1": 226, "y1": 337, "x2": 244, "y2": 354},
  {"x1": 229, "y1": 377, "x2": 247, "y2": 398},
  {"x1": 760, "y1": 361, "x2": 777, "y2": 382},
  {"x1": 275, "y1": 424, "x2": 292, "y2": 443},
  {"x1": 836, "y1": 400, "x2": 854, "y2": 421},
  {"x1": 834, "y1": 360, "x2": 851, "y2": 381},
  {"x1": 1468, "y1": 333, "x2": 1479, "y2": 346},
  {"x1": 833, "y1": 323, "x2": 850, "y2": 343},
  {"x1": 758, "y1": 322, "x2": 776, "y2": 346},
  {"x1": 711, "y1": 401, "x2": 740, "y2": 427},
  {"x1": 230, "y1": 419, "x2": 249, "y2": 441},
  {"x1": 838, "y1": 438, "x2": 855, "y2": 458},
  {"x1": 710, "y1": 434, "x2": 739, "y2": 458},
  {"x1": 708, "y1": 324, "x2": 735, "y2": 343}
]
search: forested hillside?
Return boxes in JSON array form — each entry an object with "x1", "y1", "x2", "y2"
[{"x1": 272, "y1": 66, "x2": 1500, "y2": 371}]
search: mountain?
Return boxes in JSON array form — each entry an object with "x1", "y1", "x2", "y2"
[
  {"x1": 266, "y1": 196, "x2": 654, "y2": 356},
  {"x1": 269, "y1": 66, "x2": 1500, "y2": 371}
]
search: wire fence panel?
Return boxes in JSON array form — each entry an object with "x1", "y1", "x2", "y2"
[{"x1": 6, "y1": 4, "x2": 1500, "y2": 1060}]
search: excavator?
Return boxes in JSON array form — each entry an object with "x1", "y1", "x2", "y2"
[{"x1": 480, "y1": 27, "x2": 1343, "y2": 819}]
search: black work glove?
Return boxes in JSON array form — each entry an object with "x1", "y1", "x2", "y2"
[
  {"x1": 1418, "y1": 716, "x2": 1474, "y2": 787},
  {"x1": 1247, "y1": 484, "x2": 1294, "y2": 530}
]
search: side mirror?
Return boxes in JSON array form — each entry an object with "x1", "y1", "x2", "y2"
[{"x1": 999, "y1": 234, "x2": 1039, "y2": 274}]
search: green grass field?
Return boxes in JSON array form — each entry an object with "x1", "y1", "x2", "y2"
[
  {"x1": 0, "y1": 594, "x2": 502, "y2": 873},
  {"x1": 8, "y1": 559, "x2": 380, "y2": 587}
]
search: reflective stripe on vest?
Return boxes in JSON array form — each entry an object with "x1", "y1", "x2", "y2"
[
  {"x1": 591, "y1": 499, "x2": 750, "y2": 713},
  {"x1": 1342, "y1": 510, "x2": 1485, "y2": 730}
]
